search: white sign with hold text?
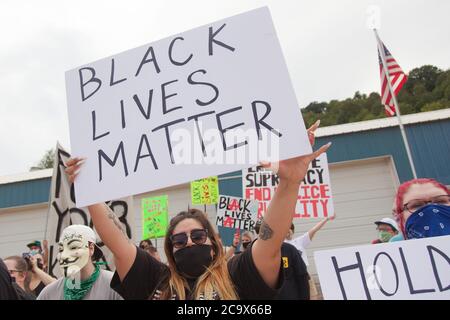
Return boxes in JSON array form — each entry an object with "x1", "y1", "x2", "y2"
[{"x1": 314, "y1": 235, "x2": 450, "y2": 300}]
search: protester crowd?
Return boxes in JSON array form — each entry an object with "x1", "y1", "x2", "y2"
[{"x1": 1, "y1": 122, "x2": 449, "y2": 300}]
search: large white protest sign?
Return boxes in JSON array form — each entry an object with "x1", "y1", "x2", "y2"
[
  {"x1": 45, "y1": 142, "x2": 135, "y2": 277},
  {"x1": 243, "y1": 153, "x2": 334, "y2": 219},
  {"x1": 65, "y1": 7, "x2": 311, "y2": 207},
  {"x1": 314, "y1": 235, "x2": 450, "y2": 300},
  {"x1": 216, "y1": 195, "x2": 259, "y2": 231}
]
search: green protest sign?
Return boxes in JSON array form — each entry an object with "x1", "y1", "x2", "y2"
[
  {"x1": 142, "y1": 195, "x2": 168, "y2": 239},
  {"x1": 191, "y1": 177, "x2": 219, "y2": 205}
]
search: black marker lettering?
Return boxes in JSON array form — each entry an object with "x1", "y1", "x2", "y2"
[
  {"x1": 187, "y1": 69, "x2": 219, "y2": 106},
  {"x1": 110, "y1": 58, "x2": 127, "y2": 86},
  {"x1": 152, "y1": 118, "x2": 185, "y2": 164},
  {"x1": 187, "y1": 111, "x2": 216, "y2": 156},
  {"x1": 120, "y1": 100, "x2": 126, "y2": 129},
  {"x1": 161, "y1": 80, "x2": 182, "y2": 114},
  {"x1": 133, "y1": 90, "x2": 154, "y2": 119},
  {"x1": 168, "y1": 36, "x2": 193, "y2": 66},
  {"x1": 92, "y1": 110, "x2": 110, "y2": 141},
  {"x1": 79, "y1": 67, "x2": 102, "y2": 101},
  {"x1": 216, "y1": 106, "x2": 248, "y2": 151},
  {"x1": 331, "y1": 252, "x2": 371, "y2": 300},
  {"x1": 252, "y1": 100, "x2": 282, "y2": 140},
  {"x1": 208, "y1": 24, "x2": 235, "y2": 55},
  {"x1": 134, "y1": 134, "x2": 158, "y2": 172},
  {"x1": 399, "y1": 247, "x2": 435, "y2": 294},
  {"x1": 373, "y1": 252, "x2": 399, "y2": 296},
  {"x1": 135, "y1": 46, "x2": 160, "y2": 77},
  {"x1": 427, "y1": 245, "x2": 450, "y2": 292},
  {"x1": 98, "y1": 141, "x2": 129, "y2": 182}
]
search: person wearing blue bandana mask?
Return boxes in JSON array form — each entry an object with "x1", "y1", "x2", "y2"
[{"x1": 393, "y1": 178, "x2": 450, "y2": 240}]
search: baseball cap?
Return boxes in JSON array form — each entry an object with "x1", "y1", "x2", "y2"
[
  {"x1": 26, "y1": 240, "x2": 42, "y2": 249},
  {"x1": 374, "y1": 218, "x2": 399, "y2": 231}
]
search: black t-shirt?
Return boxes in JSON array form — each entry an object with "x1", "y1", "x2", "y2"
[
  {"x1": 111, "y1": 243, "x2": 283, "y2": 300},
  {"x1": 32, "y1": 281, "x2": 46, "y2": 297},
  {"x1": 13, "y1": 283, "x2": 36, "y2": 300},
  {"x1": 276, "y1": 242, "x2": 310, "y2": 300},
  {"x1": 0, "y1": 258, "x2": 19, "y2": 300}
]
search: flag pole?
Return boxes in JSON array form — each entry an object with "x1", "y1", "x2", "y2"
[{"x1": 374, "y1": 29, "x2": 418, "y2": 179}]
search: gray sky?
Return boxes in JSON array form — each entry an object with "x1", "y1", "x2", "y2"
[{"x1": 0, "y1": 0, "x2": 449, "y2": 176}]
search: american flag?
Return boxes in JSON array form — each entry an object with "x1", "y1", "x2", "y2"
[{"x1": 377, "y1": 41, "x2": 407, "y2": 116}]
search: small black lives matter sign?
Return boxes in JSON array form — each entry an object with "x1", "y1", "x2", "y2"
[
  {"x1": 216, "y1": 195, "x2": 258, "y2": 231},
  {"x1": 65, "y1": 7, "x2": 312, "y2": 207}
]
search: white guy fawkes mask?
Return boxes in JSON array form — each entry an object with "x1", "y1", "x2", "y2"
[{"x1": 58, "y1": 233, "x2": 91, "y2": 278}]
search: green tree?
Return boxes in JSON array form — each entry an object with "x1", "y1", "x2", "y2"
[
  {"x1": 300, "y1": 64, "x2": 449, "y2": 128},
  {"x1": 30, "y1": 149, "x2": 55, "y2": 171},
  {"x1": 407, "y1": 65, "x2": 442, "y2": 92},
  {"x1": 421, "y1": 101, "x2": 446, "y2": 112},
  {"x1": 303, "y1": 101, "x2": 328, "y2": 114}
]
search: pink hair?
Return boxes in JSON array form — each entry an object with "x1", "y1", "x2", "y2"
[{"x1": 393, "y1": 178, "x2": 449, "y2": 237}]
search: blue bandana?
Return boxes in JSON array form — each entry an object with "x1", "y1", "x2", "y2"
[{"x1": 405, "y1": 204, "x2": 450, "y2": 239}]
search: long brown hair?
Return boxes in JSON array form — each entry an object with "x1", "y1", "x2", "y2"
[{"x1": 160, "y1": 209, "x2": 238, "y2": 300}]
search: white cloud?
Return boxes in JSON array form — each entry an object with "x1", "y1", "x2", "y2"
[{"x1": 0, "y1": 0, "x2": 449, "y2": 176}]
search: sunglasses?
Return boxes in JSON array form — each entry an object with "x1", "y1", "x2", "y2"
[{"x1": 170, "y1": 228, "x2": 208, "y2": 249}]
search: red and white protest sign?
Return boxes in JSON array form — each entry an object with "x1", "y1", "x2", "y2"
[{"x1": 242, "y1": 153, "x2": 334, "y2": 219}]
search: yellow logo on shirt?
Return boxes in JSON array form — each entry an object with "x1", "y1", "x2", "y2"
[{"x1": 282, "y1": 257, "x2": 289, "y2": 268}]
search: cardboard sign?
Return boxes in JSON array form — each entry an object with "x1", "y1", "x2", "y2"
[
  {"x1": 65, "y1": 7, "x2": 311, "y2": 207},
  {"x1": 314, "y1": 235, "x2": 450, "y2": 300},
  {"x1": 142, "y1": 195, "x2": 169, "y2": 239},
  {"x1": 45, "y1": 142, "x2": 134, "y2": 277},
  {"x1": 243, "y1": 153, "x2": 334, "y2": 218},
  {"x1": 216, "y1": 195, "x2": 259, "y2": 231},
  {"x1": 191, "y1": 176, "x2": 219, "y2": 205}
]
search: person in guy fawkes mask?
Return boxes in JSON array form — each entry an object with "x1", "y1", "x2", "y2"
[
  {"x1": 37, "y1": 225, "x2": 122, "y2": 300},
  {"x1": 393, "y1": 178, "x2": 450, "y2": 240}
]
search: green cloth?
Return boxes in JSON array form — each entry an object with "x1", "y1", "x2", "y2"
[{"x1": 63, "y1": 264, "x2": 101, "y2": 300}]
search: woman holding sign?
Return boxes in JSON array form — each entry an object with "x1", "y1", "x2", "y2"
[
  {"x1": 394, "y1": 178, "x2": 450, "y2": 240},
  {"x1": 65, "y1": 123, "x2": 329, "y2": 300}
]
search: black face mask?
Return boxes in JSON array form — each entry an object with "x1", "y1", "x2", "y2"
[
  {"x1": 242, "y1": 241, "x2": 251, "y2": 250},
  {"x1": 173, "y1": 244, "x2": 213, "y2": 279}
]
